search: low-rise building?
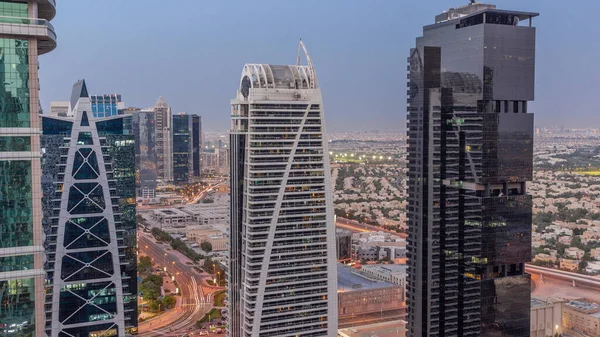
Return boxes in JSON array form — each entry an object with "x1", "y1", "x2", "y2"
[
  {"x1": 560, "y1": 259, "x2": 581, "y2": 272},
  {"x1": 176, "y1": 204, "x2": 229, "y2": 225},
  {"x1": 151, "y1": 208, "x2": 192, "y2": 225},
  {"x1": 530, "y1": 298, "x2": 564, "y2": 337},
  {"x1": 534, "y1": 253, "x2": 557, "y2": 264},
  {"x1": 582, "y1": 228, "x2": 600, "y2": 244},
  {"x1": 186, "y1": 228, "x2": 228, "y2": 251},
  {"x1": 558, "y1": 235, "x2": 573, "y2": 245},
  {"x1": 592, "y1": 248, "x2": 600, "y2": 260},
  {"x1": 562, "y1": 300, "x2": 600, "y2": 337},
  {"x1": 565, "y1": 247, "x2": 585, "y2": 259},
  {"x1": 337, "y1": 264, "x2": 404, "y2": 318},
  {"x1": 585, "y1": 261, "x2": 600, "y2": 275},
  {"x1": 360, "y1": 264, "x2": 407, "y2": 291}
]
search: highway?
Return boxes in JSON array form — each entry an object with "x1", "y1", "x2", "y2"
[
  {"x1": 526, "y1": 264, "x2": 600, "y2": 288},
  {"x1": 336, "y1": 217, "x2": 407, "y2": 238},
  {"x1": 189, "y1": 179, "x2": 228, "y2": 204},
  {"x1": 527, "y1": 264, "x2": 600, "y2": 302},
  {"x1": 138, "y1": 233, "x2": 213, "y2": 336}
]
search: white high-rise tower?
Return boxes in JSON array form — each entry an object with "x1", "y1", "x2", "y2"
[{"x1": 228, "y1": 41, "x2": 338, "y2": 337}]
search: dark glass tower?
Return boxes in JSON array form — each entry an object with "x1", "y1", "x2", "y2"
[
  {"x1": 41, "y1": 80, "x2": 138, "y2": 336},
  {"x1": 172, "y1": 113, "x2": 192, "y2": 184},
  {"x1": 131, "y1": 108, "x2": 157, "y2": 198},
  {"x1": 192, "y1": 114, "x2": 202, "y2": 178},
  {"x1": 406, "y1": 3, "x2": 537, "y2": 337}
]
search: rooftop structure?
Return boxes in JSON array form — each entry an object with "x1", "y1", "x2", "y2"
[
  {"x1": 175, "y1": 204, "x2": 229, "y2": 225},
  {"x1": 337, "y1": 264, "x2": 396, "y2": 292},
  {"x1": 563, "y1": 300, "x2": 600, "y2": 336}
]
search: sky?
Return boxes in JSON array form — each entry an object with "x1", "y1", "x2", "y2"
[{"x1": 40, "y1": 0, "x2": 599, "y2": 132}]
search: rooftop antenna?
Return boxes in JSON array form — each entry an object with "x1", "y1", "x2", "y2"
[{"x1": 296, "y1": 38, "x2": 318, "y2": 89}]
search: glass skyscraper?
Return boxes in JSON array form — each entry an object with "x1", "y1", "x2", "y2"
[
  {"x1": 131, "y1": 108, "x2": 157, "y2": 198},
  {"x1": 0, "y1": 1, "x2": 56, "y2": 335},
  {"x1": 228, "y1": 41, "x2": 338, "y2": 337},
  {"x1": 192, "y1": 114, "x2": 202, "y2": 178},
  {"x1": 40, "y1": 80, "x2": 138, "y2": 336},
  {"x1": 153, "y1": 96, "x2": 172, "y2": 183},
  {"x1": 406, "y1": 3, "x2": 537, "y2": 336},
  {"x1": 172, "y1": 113, "x2": 192, "y2": 184}
]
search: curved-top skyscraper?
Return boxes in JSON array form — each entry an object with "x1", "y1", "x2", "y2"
[
  {"x1": 0, "y1": 1, "x2": 56, "y2": 336},
  {"x1": 228, "y1": 41, "x2": 338, "y2": 337}
]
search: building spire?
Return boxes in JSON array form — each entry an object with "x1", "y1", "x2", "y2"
[
  {"x1": 154, "y1": 96, "x2": 168, "y2": 108},
  {"x1": 296, "y1": 39, "x2": 318, "y2": 89}
]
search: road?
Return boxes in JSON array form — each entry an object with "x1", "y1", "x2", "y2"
[
  {"x1": 527, "y1": 264, "x2": 600, "y2": 302},
  {"x1": 138, "y1": 233, "x2": 215, "y2": 336},
  {"x1": 189, "y1": 179, "x2": 228, "y2": 204}
]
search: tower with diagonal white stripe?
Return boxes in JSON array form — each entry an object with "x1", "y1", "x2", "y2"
[{"x1": 228, "y1": 41, "x2": 338, "y2": 337}]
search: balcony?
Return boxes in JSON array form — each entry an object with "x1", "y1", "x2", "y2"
[
  {"x1": 39, "y1": 1, "x2": 57, "y2": 21},
  {"x1": 0, "y1": 16, "x2": 56, "y2": 54}
]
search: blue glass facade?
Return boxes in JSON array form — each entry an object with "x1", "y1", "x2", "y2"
[{"x1": 91, "y1": 94, "x2": 122, "y2": 118}]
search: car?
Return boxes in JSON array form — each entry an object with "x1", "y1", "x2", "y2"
[{"x1": 198, "y1": 331, "x2": 209, "y2": 336}]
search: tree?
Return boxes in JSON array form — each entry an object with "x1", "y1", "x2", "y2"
[
  {"x1": 556, "y1": 243, "x2": 568, "y2": 256},
  {"x1": 138, "y1": 256, "x2": 152, "y2": 273},
  {"x1": 144, "y1": 274, "x2": 163, "y2": 287},
  {"x1": 140, "y1": 281, "x2": 161, "y2": 301},
  {"x1": 149, "y1": 299, "x2": 164, "y2": 312},
  {"x1": 201, "y1": 241, "x2": 213, "y2": 253},
  {"x1": 163, "y1": 295, "x2": 176, "y2": 309},
  {"x1": 571, "y1": 235, "x2": 585, "y2": 250}
]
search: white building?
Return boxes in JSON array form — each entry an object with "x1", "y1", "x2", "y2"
[
  {"x1": 360, "y1": 264, "x2": 408, "y2": 289},
  {"x1": 151, "y1": 208, "x2": 192, "y2": 224},
  {"x1": 153, "y1": 96, "x2": 173, "y2": 182},
  {"x1": 228, "y1": 41, "x2": 338, "y2": 337},
  {"x1": 585, "y1": 261, "x2": 600, "y2": 275},
  {"x1": 530, "y1": 298, "x2": 563, "y2": 337},
  {"x1": 177, "y1": 204, "x2": 229, "y2": 225}
]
